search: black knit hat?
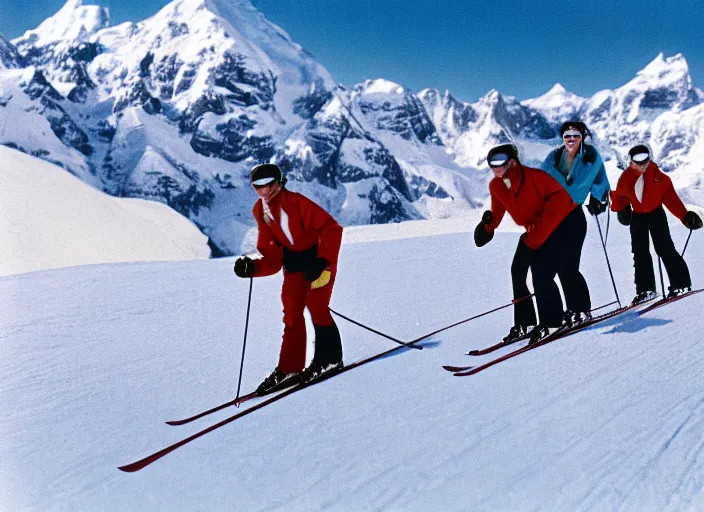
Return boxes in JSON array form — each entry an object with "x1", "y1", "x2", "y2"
[
  {"x1": 628, "y1": 144, "x2": 651, "y2": 164},
  {"x1": 559, "y1": 121, "x2": 588, "y2": 138},
  {"x1": 249, "y1": 163, "x2": 284, "y2": 186},
  {"x1": 487, "y1": 143, "x2": 520, "y2": 167}
]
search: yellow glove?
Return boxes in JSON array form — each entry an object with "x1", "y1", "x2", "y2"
[{"x1": 310, "y1": 269, "x2": 331, "y2": 290}]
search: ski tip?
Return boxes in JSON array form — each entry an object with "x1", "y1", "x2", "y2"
[
  {"x1": 117, "y1": 462, "x2": 143, "y2": 473},
  {"x1": 442, "y1": 364, "x2": 472, "y2": 372},
  {"x1": 165, "y1": 420, "x2": 185, "y2": 426},
  {"x1": 466, "y1": 350, "x2": 478, "y2": 356}
]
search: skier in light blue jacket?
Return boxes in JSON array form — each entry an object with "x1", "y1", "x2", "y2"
[{"x1": 539, "y1": 121, "x2": 611, "y2": 325}]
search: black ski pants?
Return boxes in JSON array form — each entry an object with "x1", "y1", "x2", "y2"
[
  {"x1": 530, "y1": 206, "x2": 592, "y2": 327},
  {"x1": 630, "y1": 207, "x2": 691, "y2": 293},
  {"x1": 511, "y1": 240, "x2": 538, "y2": 327}
]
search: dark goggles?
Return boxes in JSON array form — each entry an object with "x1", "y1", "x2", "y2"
[
  {"x1": 488, "y1": 153, "x2": 510, "y2": 168},
  {"x1": 251, "y1": 178, "x2": 277, "y2": 189}
]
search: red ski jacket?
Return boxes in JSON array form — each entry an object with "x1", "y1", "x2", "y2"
[
  {"x1": 485, "y1": 164, "x2": 577, "y2": 249},
  {"x1": 251, "y1": 188, "x2": 343, "y2": 277},
  {"x1": 610, "y1": 162, "x2": 687, "y2": 220}
]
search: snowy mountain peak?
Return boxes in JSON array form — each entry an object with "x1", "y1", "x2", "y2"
[
  {"x1": 483, "y1": 89, "x2": 501, "y2": 102},
  {"x1": 548, "y1": 83, "x2": 567, "y2": 94},
  {"x1": 357, "y1": 78, "x2": 405, "y2": 96},
  {"x1": 638, "y1": 52, "x2": 689, "y2": 80},
  {"x1": 622, "y1": 53, "x2": 695, "y2": 101},
  {"x1": 524, "y1": 82, "x2": 585, "y2": 107},
  {"x1": 13, "y1": 0, "x2": 110, "y2": 48},
  {"x1": 522, "y1": 82, "x2": 587, "y2": 125}
]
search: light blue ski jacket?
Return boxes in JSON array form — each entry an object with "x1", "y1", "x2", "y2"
[{"x1": 540, "y1": 144, "x2": 610, "y2": 205}]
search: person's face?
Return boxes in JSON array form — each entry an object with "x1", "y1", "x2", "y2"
[
  {"x1": 491, "y1": 159, "x2": 514, "y2": 179},
  {"x1": 562, "y1": 130, "x2": 582, "y2": 154},
  {"x1": 632, "y1": 159, "x2": 649, "y2": 173},
  {"x1": 252, "y1": 180, "x2": 281, "y2": 201}
]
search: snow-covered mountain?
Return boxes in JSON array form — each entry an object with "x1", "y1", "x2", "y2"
[
  {"x1": 0, "y1": 145, "x2": 210, "y2": 277},
  {"x1": 3, "y1": 0, "x2": 488, "y2": 255},
  {"x1": 1, "y1": 0, "x2": 704, "y2": 257},
  {"x1": 581, "y1": 53, "x2": 701, "y2": 149},
  {"x1": 0, "y1": 35, "x2": 23, "y2": 69},
  {"x1": 522, "y1": 83, "x2": 587, "y2": 126},
  {"x1": 420, "y1": 88, "x2": 556, "y2": 168}
]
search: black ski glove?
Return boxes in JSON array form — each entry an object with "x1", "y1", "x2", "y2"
[
  {"x1": 234, "y1": 256, "x2": 254, "y2": 278},
  {"x1": 617, "y1": 204, "x2": 632, "y2": 226},
  {"x1": 304, "y1": 257, "x2": 329, "y2": 282},
  {"x1": 586, "y1": 195, "x2": 608, "y2": 216},
  {"x1": 474, "y1": 210, "x2": 494, "y2": 247},
  {"x1": 683, "y1": 211, "x2": 703, "y2": 230}
]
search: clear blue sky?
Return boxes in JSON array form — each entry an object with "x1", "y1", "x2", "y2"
[{"x1": 2, "y1": 0, "x2": 703, "y2": 102}]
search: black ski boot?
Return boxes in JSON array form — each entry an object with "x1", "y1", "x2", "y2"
[
  {"x1": 502, "y1": 325, "x2": 535, "y2": 343},
  {"x1": 300, "y1": 322, "x2": 344, "y2": 385},
  {"x1": 527, "y1": 325, "x2": 550, "y2": 345},
  {"x1": 561, "y1": 309, "x2": 577, "y2": 328},
  {"x1": 300, "y1": 360, "x2": 344, "y2": 385},
  {"x1": 667, "y1": 286, "x2": 691, "y2": 299},
  {"x1": 255, "y1": 368, "x2": 301, "y2": 396},
  {"x1": 572, "y1": 311, "x2": 592, "y2": 324},
  {"x1": 632, "y1": 290, "x2": 657, "y2": 305}
]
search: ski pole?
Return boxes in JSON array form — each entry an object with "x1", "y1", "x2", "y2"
[
  {"x1": 658, "y1": 257, "x2": 665, "y2": 296},
  {"x1": 329, "y1": 308, "x2": 422, "y2": 350},
  {"x1": 402, "y1": 294, "x2": 535, "y2": 343},
  {"x1": 589, "y1": 300, "x2": 618, "y2": 314},
  {"x1": 593, "y1": 214, "x2": 621, "y2": 308},
  {"x1": 234, "y1": 277, "x2": 254, "y2": 402},
  {"x1": 331, "y1": 295, "x2": 534, "y2": 348},
  {"x1": 681, "y1": 228, "x2": 693, "y2": 257}
]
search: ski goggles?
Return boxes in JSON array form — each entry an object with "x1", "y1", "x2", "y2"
[
  {"x1": 488, "y1": 153, "x2": 510, "y2": 168},
  {"x1": 562, "y1": 130, "x2": 582, "y2": 140},
  {"x1": 631, "y1": 152, "x2": 650, "y2": 164},
  {"x1": 251, "y1": 177, "x2": 277, "y2": 188}
]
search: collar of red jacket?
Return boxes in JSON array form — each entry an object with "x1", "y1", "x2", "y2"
[
  {"x1": 627, "y1": 161, "x2": 662, "y2": 182},
  {"x1": 503, "y1": 162, "x2": 524, "y2": 194}
]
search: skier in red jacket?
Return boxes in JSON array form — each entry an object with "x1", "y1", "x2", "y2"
[
  {"x1": 233, "y1": 163, "x2": 344, "y2": 395},
  {"x1": 610, "y1": 144, "x2": 702, "y2": 303},
  {"x1": 475, "y1": 143, "x2": 585, "y2": 343}
]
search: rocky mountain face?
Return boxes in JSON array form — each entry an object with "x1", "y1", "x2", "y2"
[
  {"x1": 1, "y1": 0, "x2": 703, "y2": 256},
  {"x1": 0, "y1": 35, "x2": 23, "y2": 69}
]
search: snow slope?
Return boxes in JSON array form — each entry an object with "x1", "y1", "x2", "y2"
[
  {"x1": 0, "y1": 145, "x2": 210, "y2": 277},
  {"x1": 2, "y1": 205, "x2": 704, "y2": 510}
]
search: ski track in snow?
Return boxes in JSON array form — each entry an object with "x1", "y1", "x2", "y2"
[{"x1": 1, "y1": 217, "x2": 704, "y2": 510}]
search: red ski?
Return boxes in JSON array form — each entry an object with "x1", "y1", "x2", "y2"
[
  {"x1": 637, "y1": 288, "x2": 703, "y2": 315},
  {"x1": 119, "y1": 340, "x2": 424, "y2": 472},
  {"x1": 451, "y1": 303, "x2": 643, "y2": 376}
]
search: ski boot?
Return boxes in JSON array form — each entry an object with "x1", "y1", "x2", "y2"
[
  {"x1": 572, "y1": 311, "x2": 592, "y2": 324},
  {"x1": 300, "y1": 360, "x2": 344, "y2": 386},
  {"x1": 560, "y1": 309, "x2": 577, "y2": 328},
  {"x1": 527, "y1": 325, "x2": 551, "y2": 345},
  {"x1": 631, "y1": 290, "x2": 657, "y2": 305},
  {"x1": 502, "y1": 325, "x2": 535, "y2": 343},
  {"x1": 255, "y1": 368, "x2": 301, "y2": 396},
  {"x1": 666, "y1": 286, "x2": 691, "y2": 299}
]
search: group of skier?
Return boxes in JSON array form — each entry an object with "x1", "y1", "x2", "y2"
[
  {"x1": 475, "y1": 122, "x2": 702, "y2": 344},
  {"x1": 232, "y1": 122, "x2": 703, "y2": 395}
]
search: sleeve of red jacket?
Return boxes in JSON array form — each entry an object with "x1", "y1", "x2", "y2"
[
  {"x1": 251, "y1": 204, "x2": 283, "y2": 277},
  {"x1": 298, "y1": 194, "x2": 343, "y2": 268},
  {"x1": 485, "y1": 181, "x2": 507, "y2": 233},
  {"x1": 524, "y1": 173, "x2": 576, "y2": 250},
  {"x1": 609, "y1": 173, "x2": 631, "y2": 213},
  {"x1": 661, "y1": 174, "x2": 687, "y2": 221}
]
